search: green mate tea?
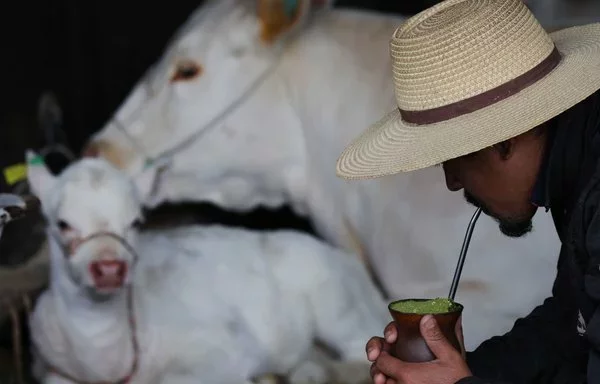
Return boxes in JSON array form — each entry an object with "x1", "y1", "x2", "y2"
[{"x1": 390, "y1": 297, "x2": 460, "y2": 315}]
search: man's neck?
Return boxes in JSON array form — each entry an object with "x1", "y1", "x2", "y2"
[{"x1": 530, "y1": 123, "x2": 558, "y2": 210}]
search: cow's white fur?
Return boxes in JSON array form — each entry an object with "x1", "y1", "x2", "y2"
[
  {"x1": 85, "y1": 0, "x2": 563, "y2": 350},
  {"x1": 26, "y1": 154, "x2": 390, "y2": 384}
]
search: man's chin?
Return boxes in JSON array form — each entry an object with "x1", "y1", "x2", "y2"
[
  {"x1": 463, "y1": 192, "x2": 534, "y2": 238},
  {"x1": 498, "y1": 219, "x2": 533, "y2": 238},
  {"x1": 476, "y1": 208, "x2": 534, "y2": 238}
]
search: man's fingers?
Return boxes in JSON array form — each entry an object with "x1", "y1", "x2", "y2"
[
  {"x1": 370, "y1": 362, "x2": 378, "y2": 379},
  {"x1": 455, "y1": 315, "x2": 463, "y2": 340},
  {"x1": 366, "y1": 337, "x2": 388, "y2": 361},
  {"x1": 374, "y1": 372, "x2": 388, "y2": 384},
  {"x1": 370, "y1": 363, "x2": 388, "y2": 384},
  {"x1": 455, "y1": 315, "x2": 466, "y2": 359},
  {"x1": 374, "y1": 350, "x2": 406, "y2": 381},
  {"x1": 384, "y1": 321, "x2": 397, "y2": 344},
  {"x1": 420, "y1": 315, "x2": 456, "y2": 360}
]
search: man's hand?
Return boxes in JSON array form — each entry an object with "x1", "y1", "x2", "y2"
[{"x1": 365, "y1": 315, "x2": 472, "y2": 384}]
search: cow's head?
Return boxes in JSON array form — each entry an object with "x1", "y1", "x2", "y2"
[
  {"x1": 27, "y1": 152, "x2": 144, "y2": 300},
  {"x1": 82, "y1": 0, "x2": 321, "y2": 207}
]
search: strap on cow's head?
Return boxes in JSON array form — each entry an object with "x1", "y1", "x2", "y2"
[{"x1": 52, "y1": 229, "x2": 139, "y2": 265}]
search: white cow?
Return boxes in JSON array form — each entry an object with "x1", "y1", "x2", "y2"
[
  {"x1": 82, "y1": 0, "x2": 562, "y2": 349},
  {"x1": 26, "y1": 153, "x2": 390, "y2": 384}
]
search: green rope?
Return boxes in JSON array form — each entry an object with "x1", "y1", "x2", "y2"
[
  {"x1": 283, "y1": 0, "x2": 300, "y2": 18},
  {"x1": 27, "y1": 155, "x2": 45, "y2": 166}
]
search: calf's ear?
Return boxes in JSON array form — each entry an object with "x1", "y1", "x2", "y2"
[{"x1": 25, "y1": 150, "x2": 57, "y2": 202}]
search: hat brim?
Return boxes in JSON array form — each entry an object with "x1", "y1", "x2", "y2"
[{"x1": 336, "y1": 23, "x2": 600, "y2": 179}]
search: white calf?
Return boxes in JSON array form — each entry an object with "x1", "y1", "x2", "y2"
[{"x1": 26, "y1": 153, "x2": 389, "y2": 384}]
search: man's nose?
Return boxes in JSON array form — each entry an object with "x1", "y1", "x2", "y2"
[
  {"x1": 446, "y1": 178, "x2": 463, "y2": 192},
  {"x1": 442, "y1": 165, "x2": 463, "y2": 192}
]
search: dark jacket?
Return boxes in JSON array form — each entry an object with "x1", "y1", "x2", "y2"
[{"x1": 458, "y1": 89, "x2": 600, "y2": 384}]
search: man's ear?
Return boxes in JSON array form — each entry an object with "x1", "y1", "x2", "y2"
[
  {"x1": 25, "y1": 150, "x2": 57, "y2": 200},
  {"x1": 256, "y1": 0, "x2": 313, "y2": 44}
]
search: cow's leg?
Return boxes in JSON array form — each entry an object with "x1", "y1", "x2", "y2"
[
  {"x1": 303, "y1": 249, "x2": 391, "y2": 383},
  {"x1": 160, "y1": 372, "x2": 255, "y2": 384},
  {"x1": 286, "y1": 345, "x2": 332, "y2": 384},
  {"x1": 309, "y1": 270, "x2": 388, "y2": 359},
  {"x1": 253, "y1": 374, "x2": 286, "y2": 384},
  {"x1": 163, "y1": 327, "x2": 265, "y2": 384},
  {"x1": 42, "y1": 373, "x2": 76, "y2": 384}
]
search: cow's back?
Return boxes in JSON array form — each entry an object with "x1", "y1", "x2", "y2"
[{"x1": 272, "y1": 7, "x2": 562, "y2": 351}]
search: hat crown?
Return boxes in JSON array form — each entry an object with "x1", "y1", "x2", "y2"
[{"x1": 391, "y1": 0, "x2": 555, "y2": 116}]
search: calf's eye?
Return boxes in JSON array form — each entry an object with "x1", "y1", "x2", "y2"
[
  {"x1": 57, "y1": 220, "x2": 71, "y2": 231},
  {"x1": 132, "y1": 218, "x2": 144, "y2": 229}
]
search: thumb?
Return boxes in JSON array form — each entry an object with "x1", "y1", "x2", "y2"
[{"x1": 420, "y1": 315, "x2": 454, "y2": 360}]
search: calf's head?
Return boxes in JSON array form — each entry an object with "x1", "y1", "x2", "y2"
[
  {"x1": 81, "y1": 0, "x2": 316, "y2": 206},
  {"x1": 27, "y1": 152, "x2": 144, "y2": 298}
]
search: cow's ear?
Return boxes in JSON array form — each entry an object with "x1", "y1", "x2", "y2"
[
  {"x1": 256, "y1": 0, "x2": 324, "y2": 45},
  {"x1": 26, "y1": 150, "x2": 57, "y2": 203}
]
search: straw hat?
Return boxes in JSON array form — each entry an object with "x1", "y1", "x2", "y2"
[{"x1": 335, "y1": 0, "x2": 600, "y2": 179}]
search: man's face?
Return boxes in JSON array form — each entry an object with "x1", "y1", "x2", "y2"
[{"x1": 441, "y1": 132, "x2": 546, "y2": 238}]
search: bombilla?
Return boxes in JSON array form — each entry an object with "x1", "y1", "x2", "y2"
[{"x1": 448, "y1": 207, "x2": 482, "y2": 301}]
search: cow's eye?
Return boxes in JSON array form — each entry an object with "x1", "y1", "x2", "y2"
[{"x1": 171, "y1": 60, "x2": 202, "y2": 82}]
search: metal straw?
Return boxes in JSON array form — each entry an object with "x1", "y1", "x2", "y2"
[{"x1": 448, "y1": 207, "x2": 482, "y2": 300}]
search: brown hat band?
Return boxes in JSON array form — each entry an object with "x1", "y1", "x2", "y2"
[{"x1": 399, "y1": 47, "x2": 562, "y2": 125}]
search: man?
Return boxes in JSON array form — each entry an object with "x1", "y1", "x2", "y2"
[{"x1": 335, "y1": 0, "x2": 600, "y2": 383}]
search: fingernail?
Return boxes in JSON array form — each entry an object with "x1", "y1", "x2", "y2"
[
  {"x1": 367, "y1": 347, "x2": 375, "y2": 360},
  {"x1": 384, "y1": 329, "x2": 392, "y2": 340}
]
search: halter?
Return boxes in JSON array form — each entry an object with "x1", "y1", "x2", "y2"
[
  {"x1": 105, "y1": 0, "x2": 334, "y2": 203},
  {"x1": 37, "y1": 229, "x2": 141, "y2": 384},
  {"x1": 113, "y1": 43, "x2": 285, "y2": 180},
  {"x1": 106, "y1": 0, "x2": 337, "y2": 173}
]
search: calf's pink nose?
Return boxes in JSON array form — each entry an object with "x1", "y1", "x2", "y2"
[{"x1": 89, "y1": 260, "x2": 127, "y2": 288}]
